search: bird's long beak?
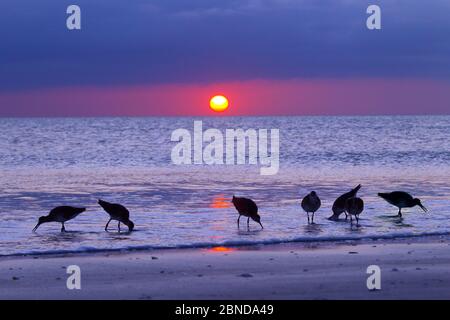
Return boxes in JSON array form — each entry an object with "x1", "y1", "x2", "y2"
[
  {"x1": 419, "y1": 204, "x2": 428, "y2": 213},
  {"x1": 32, "y1": 223, "x2": 40, "y2": 232}
]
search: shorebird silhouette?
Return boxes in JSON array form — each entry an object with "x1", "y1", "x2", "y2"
[
  {"x1": 98, "y1": 199, "x2": 135, "y2": 232},
  {"x1": 329, "y1": 184, "x2": 361, "y2": 221},
  {"x1": 301, "y1": 191, "x2": 321, "y2": 224},
  {"x1": 33, "y1": 206, "x2": 86, "y2": 232},
  {"x1": 378, "y1": 191, "x2": 427, "y2": 217},
  {"x1": 345, "y1": 197, "x2": 364, "y2": 225},
  {"x1": 231, "y1": 195, "x2": 263, "y2": 230}
]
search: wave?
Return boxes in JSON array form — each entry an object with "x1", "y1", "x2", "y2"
[{"x1": 2, "y1": 230, "x2": 450, "y2": 258}]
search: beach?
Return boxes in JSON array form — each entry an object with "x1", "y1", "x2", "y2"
[
  {"x1": 1, "y1": 116, "x2": 449, "y2": 300},
  {"x1": 1, "y1": 236, "x2": 450, "y2": 300}
]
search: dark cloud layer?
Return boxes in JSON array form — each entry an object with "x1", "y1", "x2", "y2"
[{"x1": 0, "y1": 0, "x2": 449, "y2": 91}]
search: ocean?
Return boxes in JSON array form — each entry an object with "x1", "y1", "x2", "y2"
[{"x1": 0, "y1": 116, "x2": 449, "y2": 256}]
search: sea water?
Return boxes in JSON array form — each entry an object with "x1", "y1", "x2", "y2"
[{"x1": 0, "y1": 116, "x2": 449, "y2": 255}]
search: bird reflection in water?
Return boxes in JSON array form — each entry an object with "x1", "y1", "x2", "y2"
[{"x1": 303, "y1": 223, "x2": 322, "y2": 235}]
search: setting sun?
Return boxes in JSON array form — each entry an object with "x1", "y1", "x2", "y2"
[{"x1": 209, "y1": 95, "x2": 229, "y2": 112}]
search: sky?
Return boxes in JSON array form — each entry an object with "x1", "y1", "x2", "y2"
[{"x1": 0, "y1": 0, "x2": 449, "y2": 116}]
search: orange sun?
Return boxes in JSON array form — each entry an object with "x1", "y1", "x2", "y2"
[{"x1": 209, "y1": 95, "x2": 229, "y2": 112}]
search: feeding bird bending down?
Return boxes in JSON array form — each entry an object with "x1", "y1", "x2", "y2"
[
  {"x1": 378, "y1": 191, "x2": 427, "y2": 217},
  {"x1": 329, "y1": 184, "x2": 361, "y2": 221},
  {"x1": 33, "y1": 206, "x2": 86, "y2": 232},
  {"x1": 98, "y1": 199, "x2": 135, "y2": 232}
]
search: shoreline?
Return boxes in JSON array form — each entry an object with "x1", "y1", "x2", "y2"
[
  {"x1": 1, "y1": 232, "x2": 450, "y2": 259},
  {"x1": 1, "y1": 235, "x2": 450, "y2": 299}
]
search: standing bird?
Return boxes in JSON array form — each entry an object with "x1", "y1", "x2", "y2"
[
  {"x1": 301, "y1": 191, "x2": 321, "y2": 224},
  {"x1": 378, "y1": 191, "x2": 427, "y2": 217},
  {"x1": 33, "y1": 206, "x2": 86, "y2": 232},
  {"x1": 231, "y1": 195, "x2": 263, "y2": 230},
  {"x1": 328, "y1": 184, "x2": 361, "y2": 221},
  {"x1": 345, "y1": 197, "x2": 364, "y2": 225},
  {"x1": 98, "y1": 199, "x2": 135, "y2": 232}
]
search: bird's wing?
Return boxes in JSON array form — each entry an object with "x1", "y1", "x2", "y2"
[
  {"x1": 301, "y1": 196, "x2": 308, "y2": 209},
  {"x1": 248, "y1": 200, "x2": 258, "y2": 214},
  {"x1": 116, "y1": 204, "x2": 130, "y2": 218},
  {"x1": 49, "y1": 206, "x2": 65, "y2": 217},
  {"x1": 391, "y1": 191, "x2": 412, "y2": 200}
]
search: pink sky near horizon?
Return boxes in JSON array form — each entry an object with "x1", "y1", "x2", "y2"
[{"x1": 0, "y1": 78, "x2": 449, "y2": 117}]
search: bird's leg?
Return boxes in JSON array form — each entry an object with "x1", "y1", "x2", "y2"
[
  {"x1": 61, "y1": 223, "x2": 66, "y2": 233},
  {"x1": 247, "y1": 217, "x2": 250, "y2": 230},
  {"x1": 345, "y1": 213, "x2": 348, "y2": 220},
  {"x1": 307, "y1": 212, "x2": 310, "y2": 224},
  {"x1": 312, "y1": 212, "x2": 315, "y2": 224},
  {"x1": 398, "y1": 208, "x2": 402, "y2": 217},
  {"x1": 118, "y1": 222, "x2": 121, "y2": 233},
  {"x1": 105, "y1": 218, "x2": 112, "y2": 232},
  {"x1": 237, "y1": 215, "x2": 241, "y2": 228},
  {"x1": 356, "y1": 215, "x2": 359, "y2": 225}
]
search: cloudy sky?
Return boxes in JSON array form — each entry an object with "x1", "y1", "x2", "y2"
[{"x1": 0, "y1": 0, "x2": 449, "y2": 116}]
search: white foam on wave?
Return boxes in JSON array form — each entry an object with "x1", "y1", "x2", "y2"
[{"x1": 2, "y1": 230, "x2": 449, "y2": 258}]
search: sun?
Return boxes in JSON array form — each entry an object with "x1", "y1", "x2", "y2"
[{"x1": 209, "y1": 95, "x2": 229, "y2": 112}]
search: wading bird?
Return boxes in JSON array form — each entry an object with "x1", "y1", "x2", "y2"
[
  {"x1": 328, "y1": 184, "x2": 361, "y2": 221},
  {"x1": 98, "y1": 199, "x2": 135, "y2": 232},
  {"x1": 231, "y1": 196, "x2": 263, "y2": 230},
  {"x1": 301, "y1": 191, "x2": 321, "y2": 224},
  {"x1": 345, "y1": 197, "x2": 364, "y2": 225},
  {"x1": 378, "y1": 191, "x2": 427, "y2": 217},
  {"x1": 33, "y1": 206, "x2": 86, "y2": 232}
]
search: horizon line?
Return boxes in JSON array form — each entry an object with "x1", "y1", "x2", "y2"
[{"x1": 1, "y1": 113, "x2": 449, "y2": 119}]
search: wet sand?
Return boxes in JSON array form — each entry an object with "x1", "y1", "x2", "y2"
[{"x1": 1, "y1": 238, "x2": 450, "y2": 300}]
